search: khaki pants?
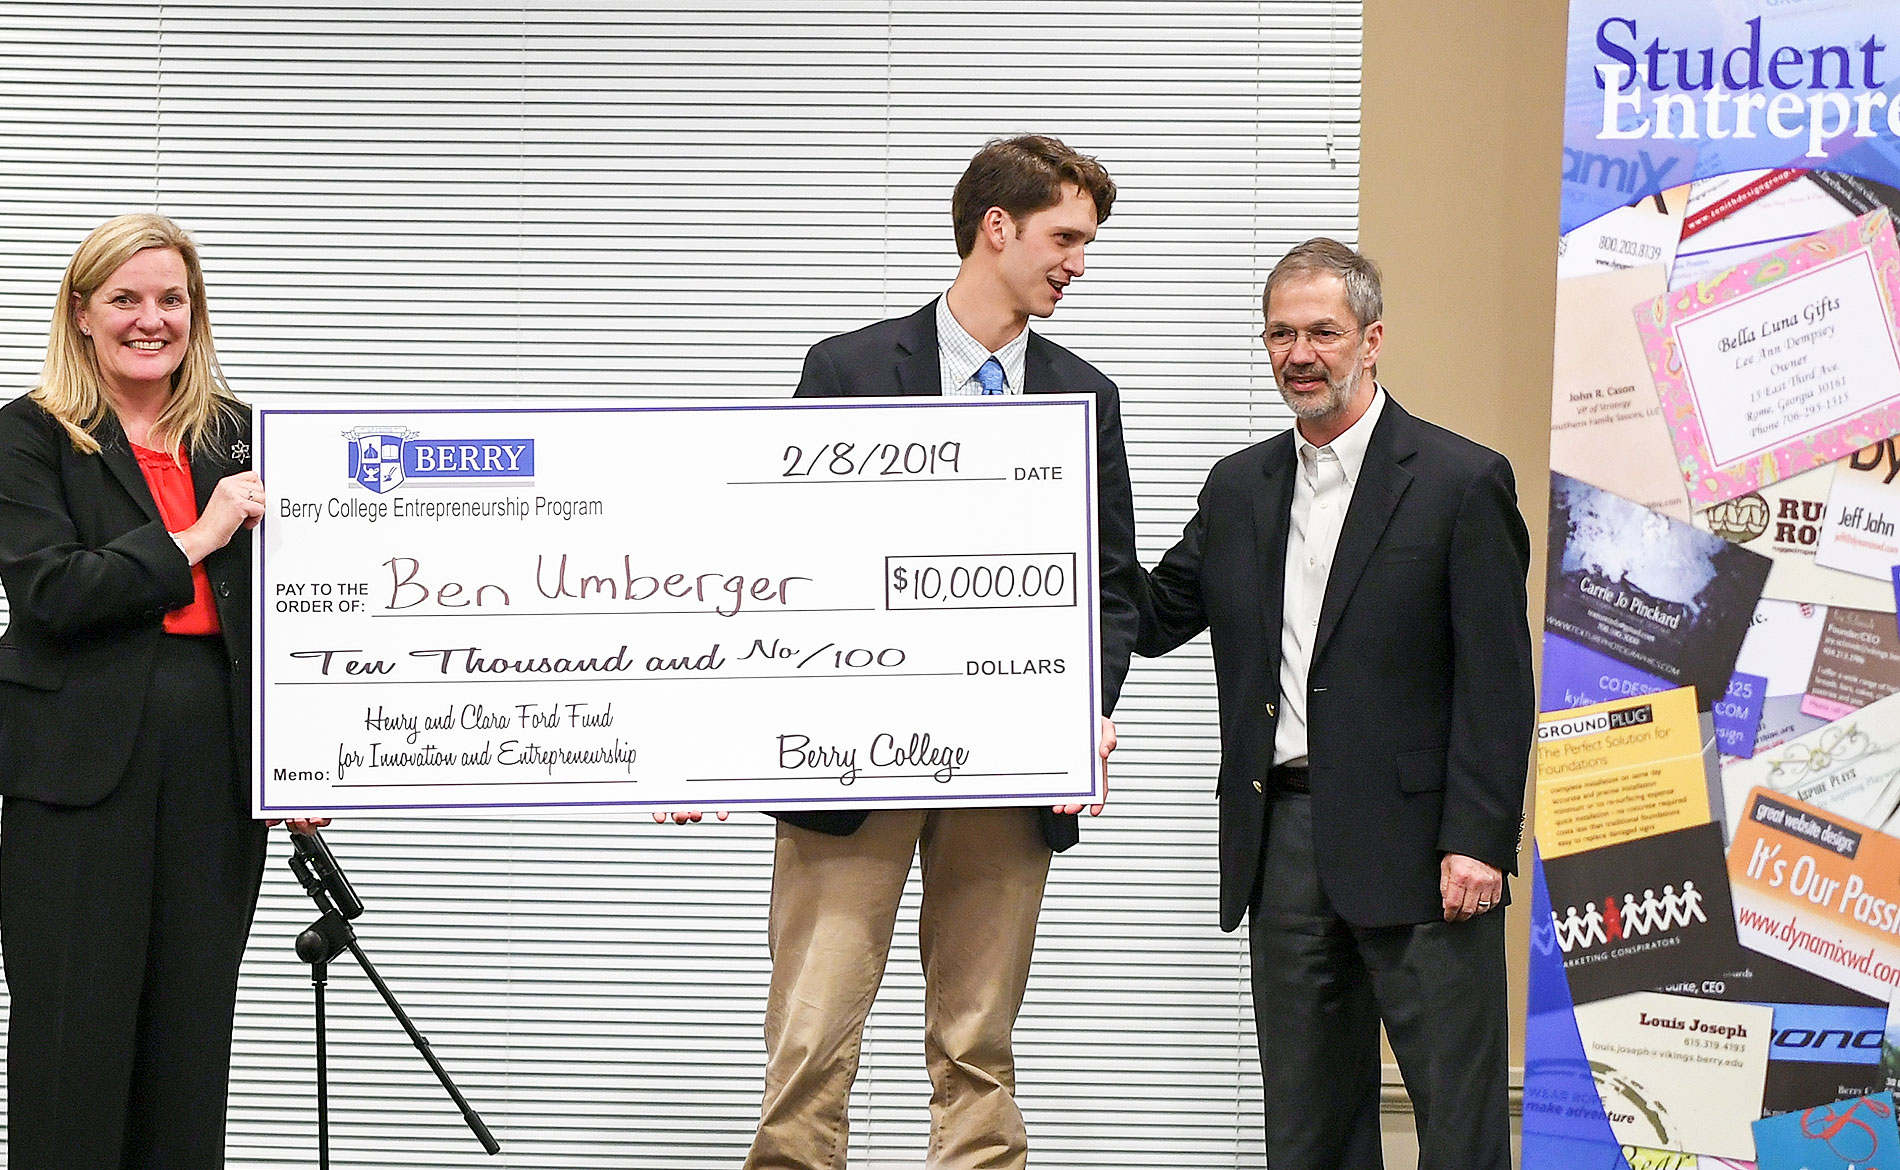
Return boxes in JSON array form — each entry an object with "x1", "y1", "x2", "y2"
[{"x1": 745, "y1": 808, "x2": 1053, "y2": 1170}]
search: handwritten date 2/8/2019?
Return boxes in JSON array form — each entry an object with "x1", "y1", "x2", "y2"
[{"x1": 783, "y1": 441, "x2": 961, "y2": 478}]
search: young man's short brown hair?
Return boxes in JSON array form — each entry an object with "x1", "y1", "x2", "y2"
[{"x1": 951, "y1": 135, "x2": 1116, "y2": 258}]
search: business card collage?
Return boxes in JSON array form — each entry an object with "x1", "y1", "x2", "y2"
[{"x1": 1531, "y1": 6, "x2": 1900, "y2": 1167}]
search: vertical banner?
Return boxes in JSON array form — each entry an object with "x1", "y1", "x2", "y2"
[{"x1": 1533, "y1": 3, "x2": 1900, "y2": 1165}]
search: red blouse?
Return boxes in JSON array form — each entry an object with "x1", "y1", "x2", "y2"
[{"x1": 131, "y1": 443, "x2": 221, "y2": 636}]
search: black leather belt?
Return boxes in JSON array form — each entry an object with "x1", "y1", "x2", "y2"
[{"x1": 1268, "y1": 763, "x2": 1310, "y2": 794}]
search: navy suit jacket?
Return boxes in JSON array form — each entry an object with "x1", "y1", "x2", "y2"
[
  {"x1": 1140, "y1": 395, "x2": 1534, "y2": 929},
  {"x1": 778, "y1": 300, "x2": 1141, "y2": 852},
  {"x1": 0, "y1": 394, "x2": 253, "y2": 806}
]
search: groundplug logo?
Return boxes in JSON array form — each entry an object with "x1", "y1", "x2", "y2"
[{"x1": 1539, "y1": 702, "x2": 1655, "y2": 743}]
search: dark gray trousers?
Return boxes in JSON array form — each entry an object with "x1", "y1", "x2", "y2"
[{"x1": 1249, "y1": 789, "x2": 1509, "y2": 1170}]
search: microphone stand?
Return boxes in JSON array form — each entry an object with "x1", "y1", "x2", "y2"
[{"x1": 289, "y1": 831, "x2": 500, "y2": 1164}]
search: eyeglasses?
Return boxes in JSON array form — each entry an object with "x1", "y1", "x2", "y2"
[{"x1": 1259, "y1": 325, "x2": 1362, "y2": 355}]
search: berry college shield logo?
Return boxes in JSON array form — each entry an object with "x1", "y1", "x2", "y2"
[
  {"x1": 342, "y1": 426, "x2": 535, "y2": 494},
  {"x1": 347, "y1": 428, "x2": 415, "y2": 494}
]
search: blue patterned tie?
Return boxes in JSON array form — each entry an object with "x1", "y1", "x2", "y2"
[{"x1": 975, "y1": 356, "x2": 1006, "y2": 395}]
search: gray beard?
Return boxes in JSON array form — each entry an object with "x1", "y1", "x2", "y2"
[{"x1": 1276, "y1": 363, "x2": 1362, "y2": 422}]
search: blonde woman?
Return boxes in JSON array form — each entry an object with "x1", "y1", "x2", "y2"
[{"x1": 0, "y1": 214, "x2": 320, "y2": 1168}]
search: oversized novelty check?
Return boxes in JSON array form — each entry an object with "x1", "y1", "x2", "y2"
[{"x1": 253, "y1": 398, "x2": 1105, "y2": 816}]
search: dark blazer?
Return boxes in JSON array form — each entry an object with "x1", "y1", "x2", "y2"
[
  {"x1": 0, "y1": 393, "x2": 254, "y2": 807},
  {"x1": 1140, "y1": 394, "x2": 1534, "y2": 930},
  {"x1": 780, "y1": 299, "x2": 1142, "y2": 852}
]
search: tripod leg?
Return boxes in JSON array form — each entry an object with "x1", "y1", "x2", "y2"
[
  {"x1": 346, "y1": 939, "x2": 500, "y2": 1154},
  {"x1": 315, "y1": 961, "x2": 330, "y2": 1170}
]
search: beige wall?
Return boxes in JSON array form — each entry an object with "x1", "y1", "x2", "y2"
[{"x1": 1360, "y1": 0, "x2": 1571, "y2": 1074}]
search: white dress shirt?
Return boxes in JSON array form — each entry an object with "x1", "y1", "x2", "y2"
[
  {"x1": 937, "y1": 293, "x2": 1029, "y2": 396},
  {"x1": 1274, "y1": 386, "x2": 1387, "y2": 766}
]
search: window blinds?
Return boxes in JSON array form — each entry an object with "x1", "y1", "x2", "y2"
[{"x1": 0, "y1": 3, "x2": 1359, "y2": 1164}]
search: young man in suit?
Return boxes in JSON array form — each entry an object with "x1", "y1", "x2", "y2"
[
  {"x1": 1138, "y1": 238, "x2": 1535, "y2": 1170},
  {"x1": 744, "y1": 135, "x2": 1139, "y2": 1170}
]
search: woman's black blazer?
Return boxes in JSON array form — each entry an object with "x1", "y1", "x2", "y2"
[{"x1": 0, "y1": 393, "x2": 253, "y2": 807}]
